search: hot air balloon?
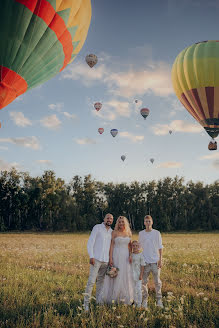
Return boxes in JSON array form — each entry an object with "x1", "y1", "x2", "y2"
[
  {"x1": 86, "y1": 54, "x2": 98, "y2": 68},
  {"x1": 135, "y1": 100, "x2": 138, "y2": 103},
  {"x1": 169, "y1": 130, "x2": 172, "y2": 135},
  {"x1": 94, "y1": 102, "x2": 102, "y2": 111},
  {"x1": 140, "y1": 108, "x2": 150, "y2": 120},
  {"x1": 110, "y1": 129, "x2": 118, "y2": 137},
  {"x1": 150, "y1": 158, "x2": 154, "y2": 164},
  {"x1": 0, "y1": 0, "x2": 92, "y2": 110},
  {"x1": 98, "y1": 128, "x2": 104, "y2": 134},
  {"x1": 172, "y1": 40, "x2": 219, "y2": 150},
  {"x1": 121, "y1": 155, "x2": 126, "y2": 161}
]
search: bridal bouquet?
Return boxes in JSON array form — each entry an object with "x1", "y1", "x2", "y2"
[{"x1": 106, "y1": 265, "x2": 119, "y2": 278}]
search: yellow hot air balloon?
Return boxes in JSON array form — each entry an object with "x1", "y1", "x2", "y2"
[{"x1": 172, "y1": 40, "x2": 219, "y2": 144}]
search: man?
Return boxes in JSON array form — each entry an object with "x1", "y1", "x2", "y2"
[
  {"x1": 139, "y1": 215, "x2": 163, "y2": 309},
  {"x1": 84, "y1": 213, "x2": 113, "y2": 311}
]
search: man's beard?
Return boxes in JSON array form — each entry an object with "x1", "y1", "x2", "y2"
[{"x1": 105, "y1": 221, "x2": 112, "y2": 226}]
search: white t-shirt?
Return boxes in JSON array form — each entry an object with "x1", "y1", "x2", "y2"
[
  {"x1": 131, "y1": 252, "x2": 146, "y2": 281},
  {"x1": 139, "y1": 229, "x2": 163, "y2": 264},
  {"x1": 87, "y1": 223, "x2": 112, "y2": 262}
]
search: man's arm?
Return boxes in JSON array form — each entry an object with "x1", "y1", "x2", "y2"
[
  {"x1": 157, "y1": 248, "x2": 163, "y2": 268},
  {"x1": 87, "y1": 225, "x2": 98, "y2": 265}
]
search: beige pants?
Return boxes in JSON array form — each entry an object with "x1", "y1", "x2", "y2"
[
  {"x1": 84, "y1": 259, "x2": 108, "y2": 306},
  {"x1": 142, "y1": 263, "x2": 162, "y2": 302}
]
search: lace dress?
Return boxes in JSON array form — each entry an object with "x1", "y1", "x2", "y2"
[{"x1": 99, "y1": 236, "x2": 134, "y2": 304}]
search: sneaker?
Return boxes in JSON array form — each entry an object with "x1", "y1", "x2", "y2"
[
  {"x1": 156, "y1": 299, "x2": 163, "y2": 308},
  {"x1": 84, "y1": 304, "x2": 89, "y2": 312},
  {"x1": 142, "y1": 301, "x2": 148, "y2": 309}
]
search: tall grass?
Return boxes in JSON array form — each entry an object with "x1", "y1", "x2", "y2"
[{"x1": 0, "y1": 233, "x2": 218, "y2": 327}]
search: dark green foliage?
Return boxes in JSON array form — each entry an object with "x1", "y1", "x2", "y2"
[{"x1": 0, "y1": 169, "x2": 218, "y2": 232}]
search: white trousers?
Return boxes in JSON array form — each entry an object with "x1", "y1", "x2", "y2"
[
  {"x1": 133, "y1": 280, "x2": 142, "y2": 307},
  {"x1": 84, "y1": 259, "x2": 108, "y2": 306},
  {"x1": 142, "y1": 263, "x2": 162, "y2": 302}
]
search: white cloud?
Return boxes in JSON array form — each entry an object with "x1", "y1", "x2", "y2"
[
  {"x1": 36, "y1": 160, "x2": 52, "y2": 166},
  {"x1": 0, "y1": 137, "x2": 40, "y2": 150},
  {"x1": 93, "y1": 99, "x2": 133, "y2": 121},
  {"x1": 212, "y1": 160, "x2": 219, "y2": 169},
  {"x1": 48, "y1": 103, "x2": 64, "y2": 112},
  {"x1": 40, "y1": 114, "x2": 61, "y2": 129},
  {"x1": 75, "y1": 138, "x2": 96, "y2": 145},
  {"x1": 152, "y1": 120, "x2": 203, "y2": 135},
  {"x1": 157, "y1": 161, "x2": 182, "y2": 168},
  {"x1": 62, "y1": 112, "x2": 77, "y2": 119},
  {"x1": 0, "y1": 146, "x2": 8, "y2": 150},
  {"x1": 200, "y1": 153, "x2": 219, "y2": 160},
  {"x1": 62, "y1": 58, "x2": 174, "y2": 99},
  {"x1": 120, "y1": 131, "x2": 144, "y2": 143},
  {"x1": 10, "y1": 112, "x2": 32, "y2": 127},
  {"x1": 0, "y1": 159, "x2": 20, "y2": 171}
]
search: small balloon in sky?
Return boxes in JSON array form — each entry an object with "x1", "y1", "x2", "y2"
[
  {"x1": 110, "y1": 129, "x2": 118, "y2": 137},
  {"x1": 169, "y1": 130, "x2": 172, "y2": 134},
  {"x1": 98, "y1": 128, "x2": 104, "y2": 134},
  {"x1": 140, "y1": 108, "x2": 150, "y2": 120},
  {"x1": 121, "y1": 155, "x2": 126, "y2": 161},
  {"x1": 94, "y1": 102, "x2": 102, "y2": 111},
  {"x1": 86, "y1": 54, "x2": 98, "y2": 68},
  {"x1": 208, "y1": 140, "x2": 217, "y2": 151},
  {"x1": 135, "y1": 100, "x2": 138, "y2": 103},
  {"x1": 150, "y1": 158, "x2": 154, "y2": 164}
]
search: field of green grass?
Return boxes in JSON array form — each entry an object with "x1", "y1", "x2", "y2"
[{"x1": 0, "y1": 232, "x2": 218, "y2": 328}]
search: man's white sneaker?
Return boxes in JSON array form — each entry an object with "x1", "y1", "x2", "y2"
[
  {"x1": 84, "y1": 304, "x2": 89, "y2": 312},
  {"x1": 156, "y1": 299, "x2": 163, "y2": 308},
  {"x1": 142, "y1": 301, "x2": 148, "y2": 309}
]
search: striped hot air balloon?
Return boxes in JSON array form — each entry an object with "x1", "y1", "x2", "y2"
[
  {"x1": 140, "y1": 108, "x2": 150, "y2": 120},
  {"x1": 110, "y1": 129, "x2": 118, "y2": 137},
  {"x1": 0, "y1": 0, "x2": 92, "y2": 109},
  {"x1": 172, "y1": 40, "x2": 219, "y2": 140},
  {"x1": 94, "y1": 102, "x2": 102, "y2": 111}
]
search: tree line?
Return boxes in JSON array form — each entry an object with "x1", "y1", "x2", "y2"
[{"x1": 0, "y1": 169, "x2": 218, "y2": 232}]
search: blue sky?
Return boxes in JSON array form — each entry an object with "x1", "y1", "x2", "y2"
[{"x1": 0, "y1": 0, "x2": 219, "y2": 184}]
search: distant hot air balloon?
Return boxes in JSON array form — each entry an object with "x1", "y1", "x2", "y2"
[
  {"x1": 110, "y1": 129, "x2": 118, "y2": 137},
  {"x1": 150, "y1": 158, "x2": 154, "y2": 164},
  {"x1": 121, "y1": 155, "x2": 126, "y2": 161},
  {"x1": 98, "y1": 128, "x2": 104, "y2": 134},
  {"x1": 0, "y1": 122, "x2": 1, "y2": 129},
  {"x1": 172, "y1": 40, "x2": 219, "y2": 149},
  {"x1": 94, "y1": 102, "x2": 102, "y2": 111},
  {"x1": 0, "y1": 0, "x2": 92, "y2": 110},
  {"x1": 169, "y1": 130, "x2": 172, "y2": 135},
  {"x1": 140, "y1": 108, "x2": 150, "y2": 120},
  {"x1": 135, "y1": 100, "x2": 138, "y2": 103},
  {"x1": 86, "y1": 54, "x2": 98, "y2": 68}
]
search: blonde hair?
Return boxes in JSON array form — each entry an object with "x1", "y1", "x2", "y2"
[{"x1": 114, "y1": 216, "x2": 132, "y2": 237}]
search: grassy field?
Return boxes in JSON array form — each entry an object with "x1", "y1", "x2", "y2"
[{"x1": 0, "y1": 232, "x2": 218, "y2": 328}]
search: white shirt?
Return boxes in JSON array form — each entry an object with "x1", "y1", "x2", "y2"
[
  {"x1": 139, "y1": 229, "x2": 163, "y2": 263},
  {"x1": 87, "y1": 223, "x2": 112, "y2": 262},
  {"x1": 131, "y1": 252, "x2": 146, "y2": 281}
]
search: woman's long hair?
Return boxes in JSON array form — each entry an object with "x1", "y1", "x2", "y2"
[{"x1": 114, "y1": 216, "x2": 132, "y2": 237}]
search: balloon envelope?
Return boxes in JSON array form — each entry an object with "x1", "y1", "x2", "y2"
[
  {"x1": 169, "y1": 130, "x2": 172, "y2": 134},
  {"x1": 140, "y1": 108, "x2": 150, "y2": 120},
  {"x1": 121, "y1": 155, "x2": 126, "y2": 161},
  {"x1": 98, "y1": 128, "x2": 104, "y2": 134},
  {"x1": 94, "y1": 102, "x2": 102, "y2": 111},
  {"x1": 150, "y1": 158, "x2": 154, "y2": 164},
  {"x1": 110, "y1": 129, "x2": 118, "y2": 137},
  {"x1": 172, "y1": 40, "x2": 219, "y2": 139},
  {"x1": 135, "y1": 100, "x2": 138, "y2": 103},
  {"x1": 0, "y1": 0, "x2": 92, "y2": 110},
  {"x1": 86, "y1": 54, "x2": 98, "y2": 68}
]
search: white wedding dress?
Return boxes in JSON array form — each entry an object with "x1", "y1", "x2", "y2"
[{"x1": 99, "y1": 236, "x2": 134, "y2": 305}]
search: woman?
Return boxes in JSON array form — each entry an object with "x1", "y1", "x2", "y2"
[{"x1": 98, "y1": 216, "x2": 134, "y2": 304}]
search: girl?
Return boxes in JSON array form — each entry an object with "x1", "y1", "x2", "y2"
[{"x1": 131, "y1": 240, "x2": 145, "y2": 308}]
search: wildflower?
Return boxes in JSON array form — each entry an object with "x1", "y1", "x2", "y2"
[
  {"x1": 78, "y1": 306, "x2": 82, "y2": 311},
  {"x1": 183, "y1": 263, "x2": 187, "y2": 267},
  {"x1": 116, "y1": 316, "x2": 121, "y2": 319},
  {"x1": 203, "y1": 297, "x2": 208, "y2": 301},
  {"x1": 112, "y1": 300, "x2": 115, "y2": 304},
  {"x1": 167, "y1": 292, "x2": 173, "y2": 296},
  {"x1": 112, "y1": 307, "x2": 116, "y2": 311}
]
